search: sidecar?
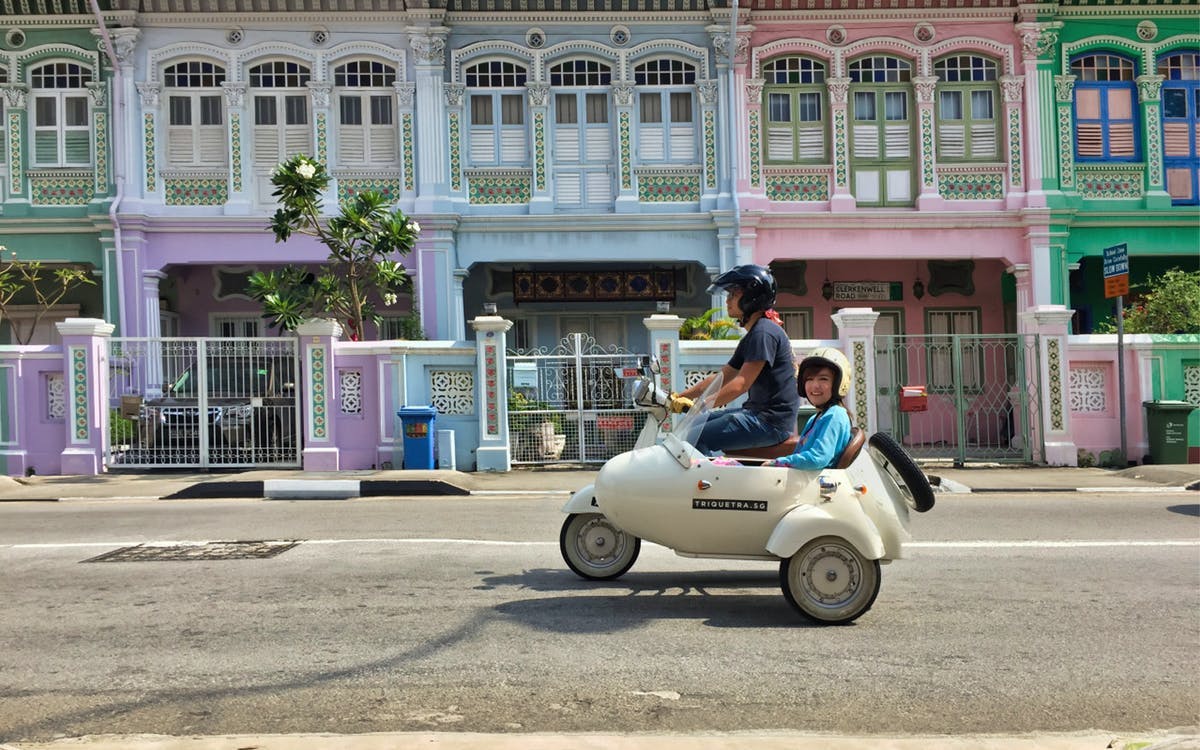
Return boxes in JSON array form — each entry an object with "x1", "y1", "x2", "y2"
[{"x1": 558, "y1": 371, "x2": 934, "y2": 625}]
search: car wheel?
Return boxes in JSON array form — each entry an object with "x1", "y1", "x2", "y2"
[
  {"x1": 867, "y1": 432, "x2": 936, "y2": 513},
  {"x1": 780, "y1": 535, "x2": 881, "y2": 625},
  {"x1": 559, "y1": 513, "x2": 640, "y2": 580}
]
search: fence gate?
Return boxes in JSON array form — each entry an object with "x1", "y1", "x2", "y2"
[
  {"x1": 106, "y1": 337, "x2": 301, "y2": 469},
  {"x1": 507, "y1": 333, "x2": 646, "y2": 465},
  {"x1": 873, "y1": 334, "x2": 1043, "y2": 464}
]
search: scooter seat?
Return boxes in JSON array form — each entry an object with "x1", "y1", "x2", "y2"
[{"x1": 727, "y1": 434, "x2": 799, "y2": 460}]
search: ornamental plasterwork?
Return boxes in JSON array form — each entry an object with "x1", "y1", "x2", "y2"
[
  {"x1": 1019, "y1": 27, "x2": 1059, "y2": 60},
  {"x1": 449, "y1": 40, "x2": 534, "y2": 81},
  {"x1": 1136, "y1": 21, "x2": 1158, "y2": 42},
  {"x1": 612, "y1": 82, "x2": 634, "y2": 107},
  {"x1": 223, "y1": 83, "x2": 246, "y2": 108},
  {"x1": 307, "y1": 81, "x2": 331, "y2": 109},
  {"x1": 750, "y1": 39, "x2": 837, "y2": 78},
  {"x1": 1000, "y1": 75, "x2": 1024, "y2": 103},
  {"x1": 409, "y1": 30, "x2": 448, "y2": 66},
  {"x1": 524, "y1": 82, "x2": 549, "y2": 107},
  {"x1": 231, "y1": 41, "x2": 316, "y2": 73},
  {"x1": 708, "y1": 30, "x2": 750, "y2": 64},
  {"x1": 1053, "y1": 74, "x2": 1076, "y2": 103},
  {"x1": 914, "y1": 23, "x2": 935, "y2": 44},
  {"x1": 15, "y1": 45, "x2": 99, "y2": 78},
  {"x1": 1136, "y1": 74, "x2": 1164, "y2": 103},
  {"x1": 147, "y1": 42, "x2": 228, "y2": 83},
  {"x1": 626, "y1": 38, "x2": 710, "y2": 78},
  {"x1": 2, "y1": 84, "x2": 27, "y2": 108},
  {"x1": 745, "y1": 78, "x2": 764, "y2": 103},
  {"x1": 927, "y1": 37, "x2": 1017, "y2": 77},
  {"x1": 444, "y1": 83, "x2": 465, "y2": 107},
  {"x1": 914, "y1": 76, "x2": 938, "y2": 104},
  {"x1": 698, "y1": 79, "x2": 719, "y2": 106},
  {"x1": 85, "y1": 81, "x2": 107, "y2": 107},
  {"x1": 827, "y1": 77, "x2": 851, "y2": 105},
  {"x1": 394, "y1": 83, "x2": 415, "y2": 108},
  {"x1": 136, "y1": 82, "x2": 160, "y2": 108},
  {"x1": 324, "y1": 40, "x2": 405, "y2": 79}
]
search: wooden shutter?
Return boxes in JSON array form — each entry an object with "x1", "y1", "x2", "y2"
[
  {"x1": 668, "y1": 124, "x2": 695, "y2": 162},
  {"x1": 556, "y1": 128, "x2": 580, "y2": 162},
  {"x1": 340, "y1": 126, "x2": 366, "y2": 164},
  {"x1": 852, "y1": 125, "x2": 879, "y2": 159},
  {"x1": 499, "y1": 129, "x2": 525, "y2": 163},
  {"x1": 253, "y1": 126, "x2": 279, "y2": 166},
  {"x1": 797, "y1": 129, "x2": 823, "y2": 160},
  {"x1": 766, "y1": 127, "x2": 793, "y2": 161},
  {"x1": 197, "y1": 126, "x2": 226, "y2": 165},
  {"x1": 167, "y1": 125, "x2": 195, "y2": 165},
  {"x1": 970, "y1": 124, "x2": 997, "y2": 158},
  {"x1": 939, "y1": 124, "x2": 965, "y2": 159},
  {"x1": 1163, "y1": 122, "x2": 1191, "y2": 156},
  {"x1": 584, "y1": 128, "x2": 609, "y2": 162},
  {"x1": 369, "y1": 126, "x2": 397, "y2": 163},
  {"x1": 884, "y1": 125, "x2": 910, "y2": 159},
  {"x1": 586, "y1": 170, "x2": 612, "y2": 203},
  {"x1": 639, "y1": 123, "x2": 665, "y2": 161},
  {"x1": 469, "y1": 127, "x2": 496, "y2": 164},
  {"x1": 556, "y1": 171, "x2": 581, "y2": 205}
]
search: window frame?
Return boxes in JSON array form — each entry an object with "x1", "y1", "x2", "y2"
[
  {"x1": 549, "y1": 58, "x2": 614, "y2": 209},
  {"x1": 248, "y1": 59, "x2": 313, "y2": 168},
  {"x1": 30, "y1": 61, "x2": 94, "y2": 168},
  {"x1": 334, "y1": 58, "x2": 399, "y2": 168},
  {"x1": 633, "y1": 57, "x2": 698, "y2": 165},
  {"x1": 162, "y1": 60, "x2": 228, "y2": 170},
  {"x1": 761, "y1": 56, "x2": 828, "y2": 165},
  {"x1": 848, "y1": 55, "x2": 915, "y2": 207},
  {"x1": 924, "y1": 307, "x2": 983, "y2": 394},
  {"x1": 933, "y1": 54, "x2": 1000, "y2": 163},
  {"x1": 1159, "y1": 50, "x2": 1200, "y2": 205},
  {"x1": 1070, "y1": 53, "x2": 1140, "y2": 163},
  {"x1": 463, "y1": 59, "x2": 529, "y2": 168}
]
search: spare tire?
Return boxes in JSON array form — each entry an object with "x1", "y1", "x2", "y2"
[{"x1": 867, "y1": 432, "x2": 936, "y2": 513}]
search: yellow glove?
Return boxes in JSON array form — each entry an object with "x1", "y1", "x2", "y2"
[{"x1": 668, "y1": 393, "x2": 694, "y2": 414}]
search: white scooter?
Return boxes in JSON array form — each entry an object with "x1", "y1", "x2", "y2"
[{"x1": 559, "y1": 357, "x2": 935, "y2": 625}]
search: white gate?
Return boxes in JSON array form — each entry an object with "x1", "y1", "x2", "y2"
[{"x1": 106, "y1": 337, "x2": 301, "y2": 469}]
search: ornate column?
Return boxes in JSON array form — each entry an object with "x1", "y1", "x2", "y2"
[
  {"x1": 56, "y1": 318, "x2": 115, "y2": 475},
  {"x1": 136, "y1": 82, "x2": 161, "y2": 199},
  {"x1": 307, "y1": 80, "x2": 333, "y2": 205},
  {"x1": 1006, "y1": 263, "x2": 1033, "y2": 316},
  {"x1": 1000, "y1": 75, "x2": 1027, "y2": 209},
  {"x1": 613, "y1": 81, "x2": 638, "y2": 212},
  {"x1": 1136, "y1": 74, "x2": 1171, "y2": 208},
  {"x1": 471, "y1": 314, "x2": 514, "y2": 472},
  {"x1": 98, "y1": 26, "x2": 138, "y2": 202},
  {"x1": 526, "y1": 81, "x2": 552, "y2": 213},
  {"x1": 831, "y1": 308, "x2": 880, "y2": 434},
  {"x1": 708, "y1": 22, "x2": 752, "y2": 209},
  {"x1": 827, "y1": 77, "x2": 855, "y2": 212},
  {"x1": 1018, "y1": 305, "x2": 1077, "y2": 466},
  {"x1": 698, "y1": 78, "x2": 720, "y2": 210},
  {"x1": 1017, "y1": 22, "x2": 1061, "y2": 202},
  {"x1": 1, "y1": 84, "x2": 29, "y2": 203},
  {"x1": 395, "y1": 83, "x2": 417, "y2": 205},
  {"x1": 297, "y1": 318, "x2": 342, "y2": 471},
  {"x1": 407, "y1": 25, "x2": 451, "y2": 212},
  {"x1": 451, "y1": 268, "x2": 468, "y2": 341},
  {"x1": 222, "y1": 82, "x2": 250, "y2": 213},
  {"x1": 444, "y1": 82, "x2": 465, "y2": 204},
  {"x1": 914, "y1": 76, "x2": 942, "y2": 209}
]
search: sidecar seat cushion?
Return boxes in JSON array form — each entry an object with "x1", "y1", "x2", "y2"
[
  {"x1": 834, "y1": 427, "x2": 865, "y2": 469},
  {"x1": 727, "y1": 433, "x2": 799, "y2": 460}
]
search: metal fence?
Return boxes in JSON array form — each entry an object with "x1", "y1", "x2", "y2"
[
  {"x1": 106, "y1": 337, "x2": 301, "y2": 469},
  {"x1": 874, "y1": 334, "x2": 1043, "y2": 463},
  {"x1": 507, "y1": 334, "x2": 646, "y2": 465}
]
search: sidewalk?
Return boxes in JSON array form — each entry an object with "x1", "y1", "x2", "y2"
[
  {"x1": 0, "y1": 462, "x2": 1196, "y2": 502},
  {"x1": 4, "y1": 730, "x2": 1198, "y2": 750}
]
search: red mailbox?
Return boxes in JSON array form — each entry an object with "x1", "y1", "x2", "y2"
[{"x1": 899, "y1": 385, "x2": 928, "y2": 413}]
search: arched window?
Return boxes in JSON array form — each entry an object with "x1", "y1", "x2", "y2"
[
  {"x1": 464, "y1": 60, "x2": 527, "y2": 167},
  {"x1": 634, "y1": 58, "x2": 696, "y2": 163},
  {"x1": 848, "y1": 55, "x2": 913, "y2": 206},
  {"x1": 934, "y1": 54, "x2": 999, "y2": 161},
  {"x1": 163, "y1": 60, "x2": 227, "y2": 169},
  {"x1": 762, "y1": 56, "x2": 827, "y2": 164},
  {"x1": 1070, "y1": 53, "x2": 1138, "y2": 161},
  {"x1": 249, "y1": 60, "x2": 312, "y2": 172},
  {"x1": 334, "y1": 59, "x2": 398, "y2": 167},
  {"x1": 550, "y1": 59, "x2": 613, "y2": 209},
  {"x1": 31, "y1": 61, "x2": 93, "y2": 167},
  {"x1": 1159, "y1": 50, "x2": 1199, "y2": 204}
]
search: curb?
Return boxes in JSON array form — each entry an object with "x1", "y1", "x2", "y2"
[{"x1": 163, "y1": 479, "x2": 472, "y2": 500}]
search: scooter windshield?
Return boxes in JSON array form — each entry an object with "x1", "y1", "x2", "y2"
[{"x1": 671, "y1": 372, "x2": 724, "y2": 450}]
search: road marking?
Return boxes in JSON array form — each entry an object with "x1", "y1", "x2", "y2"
[{"x1": 4, "y1": 538, "x2": 1198, "y2": 551}]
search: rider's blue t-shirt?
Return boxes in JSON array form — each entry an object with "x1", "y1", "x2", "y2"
[{"x1": 727, "y1": 318, "x2": 799, "y2": 434}]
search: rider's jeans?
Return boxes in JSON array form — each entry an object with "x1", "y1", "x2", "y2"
[{"x1": 693, "y1": 408, "x2": 792, "y2": 456}]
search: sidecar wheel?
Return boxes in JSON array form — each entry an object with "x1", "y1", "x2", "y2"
[
  {"x1": 560, "y1": 513, "x2": 640, "y2": 580},
  {"x1": 780, "y1": 536, "x2": 881, "y2": 625},
  {"x1": 867, "y1": 432, "x2": 936, "y2": 513}
]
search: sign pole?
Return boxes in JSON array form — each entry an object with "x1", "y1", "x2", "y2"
[
  {"x1": 1116, "y1": 294, "x2": 1127, "y2": 467},
  {"x1": 1103, "y1": 242, "x2": 1130, "y2": 468}
]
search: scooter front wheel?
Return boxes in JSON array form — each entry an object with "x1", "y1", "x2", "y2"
[
  {"x1": 560, "y1": 513, "x2": 640, "y2": 580},
  {"x1": 780, "y1": 535, "x2": 881, "y2": 625}
]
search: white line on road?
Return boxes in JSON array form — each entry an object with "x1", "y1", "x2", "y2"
[{"x1": 4, "y1": 538, "x2": 1198, "y2": 551}]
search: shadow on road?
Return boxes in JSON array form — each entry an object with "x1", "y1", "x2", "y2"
[{"x1": 1167, "y1": 503, "x2": 1199, "y2": 517}]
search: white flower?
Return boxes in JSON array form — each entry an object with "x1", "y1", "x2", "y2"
[
  {"x1": 383, "y1": 292, "x2": 398, "y2": 307},
  {"x1": 408, "y1": 221, "x2": 421, "y2": 234},
  {"x1": 296, "y1": 161, "x2": 316, "y2": 180}
]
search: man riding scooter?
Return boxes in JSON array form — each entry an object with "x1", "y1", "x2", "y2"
[{"x1": 669, "y1": 264, "x2": 800, "y2": 456}]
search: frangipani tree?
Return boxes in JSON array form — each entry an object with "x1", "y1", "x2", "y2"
[
  {"x1": 0, "y1": 246, "x2": 96, "y2": 345},
  {"x1": 250, "y1": 156, "x2": 421, "y2": 341}
]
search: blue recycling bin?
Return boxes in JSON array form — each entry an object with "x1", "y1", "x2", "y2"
[{"x1": 397, "y1": 406, "x2": 437, "y2": 470}]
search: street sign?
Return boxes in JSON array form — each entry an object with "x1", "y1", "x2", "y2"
[{"x1": 1103, "y1": 243, "x2": 1129, "y2": 299}]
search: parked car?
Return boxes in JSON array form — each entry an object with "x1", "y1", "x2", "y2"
[{"x1": 141, "y1": 355, "x2": 298, "y2": 452}]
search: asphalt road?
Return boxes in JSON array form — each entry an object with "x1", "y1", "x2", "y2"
[{"x1": 0, "y1": 493, "x2": 1197, "y2": 743}]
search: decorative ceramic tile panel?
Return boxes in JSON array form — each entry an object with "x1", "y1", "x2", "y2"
[
  {"x1": 748, "y1": 109, "x2": 761, "y2": 188},
  {"x1": 430, "y1": 369, "x2": 474, "y2": 415},
  {"x1": 704, "y1": 109, "x2": 716, "y2": 189},
  {"x1": 339, "y1": 369, "x2": 362, "y2": 415},
  {"x1": 637, "y1": 171, "x2": 701, "y2": 202},
  {"x1": 93, "y1": 111, "x2": 107, "y2": 193},
  {"x1": 1048, "y1": 338, "x2": 1063, "y2": 431},
  {"x1": 1145, "y1": 103, "x2": 1162, "y2": 189},
  {"x1": 939, "y1": 171, "x2": 1005, "y2": 200},
  {"x1": 338, "y1": 178, "x2": 400, "y2": 205},
  {"x1": 8, "y1": 112, "x2": 22, "y2": 195},
  {"x1": 534, "y1": 111, "x2": 545, "y2": 192},
  {"x1": 46, "y1": 372, "x2": 65, "y2": 421},
  {"x1": 833, "y1": 109, "x2": 848, "y2": 188},
  {"x1": 765, "y1": 173, "x2": 829, "y2": 201},
  {"x1": 467, "y1": 172, "x2": 531, "y2": 204},
  {"x1": 1185, "y1": 364, "x2": 1200, "y2": 407},
  {"x1": 71, "y1": 347, "x2": 88, "y2": 442},
  {"x1": 230, "y1": 112, "x2": 243, "y2": 193},
  {"x1": 402, "y1": 113, "x2": 415, "y2": 192},
  {"x1": 316, "y1": 111, "x2": 327, "y2": 165},
  {"x1": 143, "y1": 112, "x2": 156, "y2": 192},
  {"x1": 309, "y1": 345, "x2": 328, "y2": 440},
  {"x1": 1056, "y1": 106, "x2": 1074, "y2": 188},
  {"x1": 164, "y1": 178, "x2": 228, "y2": 205},
  {"x1": 920, "y1": 108, "x2": 935, "y2": 188},
  {"x1": 1076, "y1": 168, "x2": 1144, "y2": 199},
  {"x1": 1007, "y1": 107, "x2": 1022, "y2": 188},
  {"x1": 483, "y1": 339, "x2": 499, "y2": 436},
  {"x1": 619, "y1": 111, "x2": 632, "y2": 190},
  {"x1": 449, "y1": 112, "x2": 461, "y2": 192},
  {"x1": 31, "y1": 174, "x2": 94, "y2": 205},
  {"x1": 853, "y1": 341, "x2": 867, "y2": 423},
  {"x1": 1068, "y1": 365, "x2": 1107, "y2": 413}
]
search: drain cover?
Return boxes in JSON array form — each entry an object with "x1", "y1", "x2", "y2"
[{"x1": 84, "y1": 540, "x2": 300, "y2": 563}]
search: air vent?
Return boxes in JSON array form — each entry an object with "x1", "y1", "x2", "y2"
[
  {"x1": 526, "y1": 28, "x2": 545, "y2": 49},
  {"x1": 610, "y1": 25, "x2": 630, "y2": 46},
  {"x1": 5, "y1": 28, "x2": 26, "y2": 48},
  {"x1": 312, "y1": 29, "x2": 329, "y2": 46},
  {"x1": 226, "y1": 27, "x2": 243, "y2": 45}
]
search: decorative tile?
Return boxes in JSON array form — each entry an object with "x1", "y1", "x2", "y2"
[
  {"x1": 853, "y1": 340, "x2": 867, "y2": 423},
  {"x1": 1144, "y1": 103, "x2": 1163, "y2": 189},
  {"x1": 30, "y1": 175, "x2": 94, "y2": 205},
  {"x1": 920, "y1": 108, "x2": 935, "y2": 188},
  {"x1": 430, "y1": 369, "x2": 474, "y2": 415},
  {"x1": 143, "y1": 112, "x2": 156, "y2": 192},
  {"x1": 834, "y1": 108, "x2": 848, "y2": 187},
  {"x1": 1048, "y1": 338, "x2": 1063, "y2": 431},
  {"x1": 468, "y1": 172, "x2": 531, "y2": 204},
  {"x1": 939, "y1": 171, "x2": 1005, "y2": 200},
  {"x1": 93, "y1": 111, "x2": 107, "y2": 193},
  {"x1": 449, "y1": 111, "x2": 461, "y2": 192},
  {"x1": 164, "y1": 178, "x2": 228, "y2": 206},
  {"x1": 310, "y1": 345, "x2": 327, "y2": 440},
  {"x1": 1077, "y1": 168, "x2": 1144, "y2": 199},
  {"x1": 1069, "y1": 365, "x2": 1107, "y2": 413},
  {"x1": 402, "y1": 113, "x2": 415, "y2": 192},
  {"x1": 534, "y1": 111, "x2": 546, "y2": 192},
  {"x1": 619, "y1": 111, "x2": 632, "y2": 190},
  {"x1": 765, "y1": 173, "x2": 829, "y2": 201},
  {"x1": 1007, "y1": 107, "x2": 1022, "y2": 188},
  {"x1": 71, "y1": 347, "x2": 88, "y2": 442},
  {"x1": 1056, "y1": 106, "x2": 1074, "y2": 188},
  {"x1": 704, "y1": 109, "x2": 716, "y2": 190},
  {"x1": 9, "y1": 111, "x2": 22, "y2": 196},
  {"x1": 338, "y1": 177, "x2": 401, "y2": 205},
  {"x1": 316, "y1": 111, "x2": 327, "y2": 166},
  {"x1": 483, "y1": 340, "x2": 498, "y2": 437},
  {"x1": 749, "y1": 109, "x2": 761, "y2": 188},
  {"x1": 636, "y1": 171, "x2": 701, "y2": 202},
  {"x1": 230, "y1": 112, "x2": 242, "y2": 193}
]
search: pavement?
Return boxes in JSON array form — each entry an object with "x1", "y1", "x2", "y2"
[
  {"x1": 0, "y1": 462, "x2": 1197, "y2": 502},
  {"x1": 3, "y1": 462, "x2": 1198, "y2": 750}
]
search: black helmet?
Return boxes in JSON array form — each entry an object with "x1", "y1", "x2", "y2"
[{"x1": 707, "y1": 265, "x2": 777, "y2": 323}]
